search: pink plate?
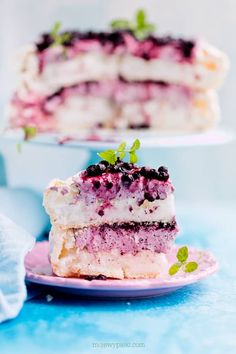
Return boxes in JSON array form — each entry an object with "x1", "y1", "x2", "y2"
[{"x1": 25, "y1": 241, "x2": 218, "y2": 298}]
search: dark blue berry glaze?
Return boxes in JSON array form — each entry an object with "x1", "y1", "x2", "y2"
[{"x1": 35, "y1": 30, "x2": 195, "y2": 60}]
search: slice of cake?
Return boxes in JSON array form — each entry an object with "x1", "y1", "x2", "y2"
[
  {"x1": 7, "y1": 10, "x2": 228, "y2": 134},
  {"x1": 44, "y1": 140, "x2": 179, "y2": 279}
]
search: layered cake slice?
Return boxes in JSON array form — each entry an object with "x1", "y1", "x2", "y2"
[
  {"x1": 44, "y1": 140, "x2": 179, "y2": 279},
  {"x1": 7, "y1": 10, "x2": 228, "y2": 134}
]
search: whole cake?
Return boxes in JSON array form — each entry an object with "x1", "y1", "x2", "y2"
[
  {"x1": 44, "y1": 140, "x2": 179, "y2": 279},
  {"x1": 8, "y1": 10, "x2": 229, "y2": 134}
]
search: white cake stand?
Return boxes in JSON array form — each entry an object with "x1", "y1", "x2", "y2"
[
  {"x1": 2, "y1": 127, "x2": 234, "y2": 150},
  {"x1": 1, "y1": 127, "x2": 234, "y2": 169}
]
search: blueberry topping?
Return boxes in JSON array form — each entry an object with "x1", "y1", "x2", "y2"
[
  {"x1": 36, "y1": 30, "x2": 195, "y2": 62},
  {"x1": 100, "y1": 160, "x2": 109, "y2": 167},
  {"x1": 86, "y1": 164, "x2": 102, "y2": 177},
  {"x1": 93, "y1": 181, "x2": 101, "y2": 189},
  {"x1": 140, "y1": 167, "x2": 158, "y2": 179},
  {"x1": 140, "y1": 167, "x2": 147, "y2": 177},
  {"x1": 178, "y1": 40, "x2": 195, "y2": 58},
  {"x1": 157, "y1": 166, "x2": 169, "y2": 181},
  {"x1": 97, "y1": 163, "x2": 107, "y2": 172},
  {"x1": 85, "y1": 162, "x2": 107, "y2": 177},
  {"x1": 119, "y1": 162, "x2": 133, "y2": 170},
  {"x1": 98, "y1": 210, "x2": 104, "y2": 216},
  {"x1": 132, "y1": 172, "x2": 140, "y2": 180},
  {"x1": 105, "y1": 181, "x2": 113, "y2": 189},
  {"x1": 144, "y1": 192, "x2": 155, "y2": 202},
  {"x1": 121, "y1": 173, "x2": 133, "y2": 187},
  {"x1": 108, "y1": 165, "x2": 123, "y2": 174}
]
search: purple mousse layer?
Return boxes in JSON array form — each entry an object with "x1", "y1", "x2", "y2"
[
  {"x1": 36, "y1": 30, "x2": 196, "y2": 62},
  {"x1": 72, "y1": 161, "x2": 173, "y2": 206},
  {"x1": 75, "y1": 220, "x2": 178, "y2": 255}
]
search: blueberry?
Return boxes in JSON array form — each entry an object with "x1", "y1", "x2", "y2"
[
  {"x1": 140, "y1": 167, "x2": 147, "y2": 177},
  {"x1": 121, "y1": 173, "x2": 133, "y2": 187},
  {"x1": 105, "y1": 181, "x2": 113, "y2": 189},
  {"x1": 98, "y1": 210, "x2": 104, "y2": 216},
  {"x1": 144, "y1": 192, "x2": 155, "y2": 202},
  {"x1": 97, "y1": 163, "x2": 107, "y2": 172},
  {"x1": 139, "y1": 167, "x2": 158, "y2": 179},
  {"x1": 147, "y1": 169, "x2": 159, "y2": 179},
  {"x1": 100, "y1": 160, "x2": 109, "y2": 167},
  {"x1": 158, "y1": 221, "x2": 165, "y2": 228},
  {"x1": 108, "y1": 165, "x2": 122, "y2": 173},
  {"x1": 86, "y1": 162, "x2": 107, "y2": 177},
  {"x1": 120, "y1": 162, "x2": 133, "y2": 170},
  {"x1": 157, "y1": 166, "x2": 169, "y2": 181},
  {"x1": 93, "y1": 181, "x2": 101, "y2": 189},
  {"x1": 132, "y1": 172, "x2": 140, "y2": 180},
  {"x1": 86, "y1": 164, "x2": 102, "y2": 177}
]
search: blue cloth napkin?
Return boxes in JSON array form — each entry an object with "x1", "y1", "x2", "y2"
[{"x1": 0, "y1": 214, "x2": 34, "y2": 323}]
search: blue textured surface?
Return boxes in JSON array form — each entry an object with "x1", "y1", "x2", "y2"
[{"x1": 0, "y1": 204, "x2": 236, "y2": 354}]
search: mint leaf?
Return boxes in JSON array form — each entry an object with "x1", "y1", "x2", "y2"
[
  {"x1": 143, "y1": 23, "x2": 155, "y2": 32},
  {"x1": 51, "y1": 21, "x2": 61, "y2": 38},
  {"x1": 110, "y1": 9, "x2": 155, "y2": 40},
  {"x1": 169, "y1": 263, "x2": 181, "y2": 276},
  {"x1": 23, "y1": 126, "x2": 37, "y2": 141},
  {"x1": 97, "y1": 139, "x2": 141, "y2": 164},
  {"x1": 130, "y1": 138, "x2": 140, "y2": 152},
  {"x1": 110, "y1": 19, "x2": 131, "y2": 30},
  {"x1": 136, "y1": 9, "x2": 146, "y2": 27},
  {"x1": 129, "y1": 151, "x2": 138, "y2": 164},
  {"x1": 184, "y1": 262, "x2": 198, "y2": 273},
  {"x1": 16, "y1": 142, "x2": 22, "y2": 153},
  {"x1": 60, "y1": 32, "x2": 71, "y2": 44},
  {"x1": 118, "y1": 141, "x2": 126, "y2": 152},
  {"x1": 177, "y1": 246, "x2": 189, "y2": 263},
  {"x1": 50, "y1": 21, "x2": 71, "y2": 48},
  {"x1": 97, "y1": 150, "x2": 117, "y2": 165},
  {"x1": 119, "y1": 151, "x2": 126, "y2": 159}
]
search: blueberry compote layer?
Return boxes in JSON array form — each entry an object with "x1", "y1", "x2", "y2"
[
  {"x1": 75, "y1": 220, "x2": 178, "y2": 254},
  {"x1": 72, "y1": 160, "x2": 174, "y2": 205},
  {"x1": 36, "y1": 30, "x2": 195, "y2": 61}
]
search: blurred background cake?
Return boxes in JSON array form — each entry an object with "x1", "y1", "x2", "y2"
[
  {"x1": 7, "y1": 10, "x2": 229, "y2": 135},
  {"x1": 0, "y1": 0, "x2": 234, "y2": 213}
]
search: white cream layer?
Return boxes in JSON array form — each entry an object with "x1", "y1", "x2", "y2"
[
  {"x1": 43, "y1": 90, "x2": 219, "y2": 132},
  {"x1": 44, "y1": 180, "x2": 175, "y2": 229}
]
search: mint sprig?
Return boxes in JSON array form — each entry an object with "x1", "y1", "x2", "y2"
[
  {"x1": 110, "y1": 9, "x2": 156, "y2": 40},
  {"x1": 16, "y1": 125, "x2": 37, "y2": 152},
  {"x1": 23, "y1": 126, "x2": 37, "y2": 141},
  {"x1": 169, "y1": 246, "x2": 198, "y2": 276},
  {"x1": 97, "y1": 139, "x2": 140, "y2": 165},
  {"x1": 50, "y1": 21, "x2": 71, "y2": 47}
]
